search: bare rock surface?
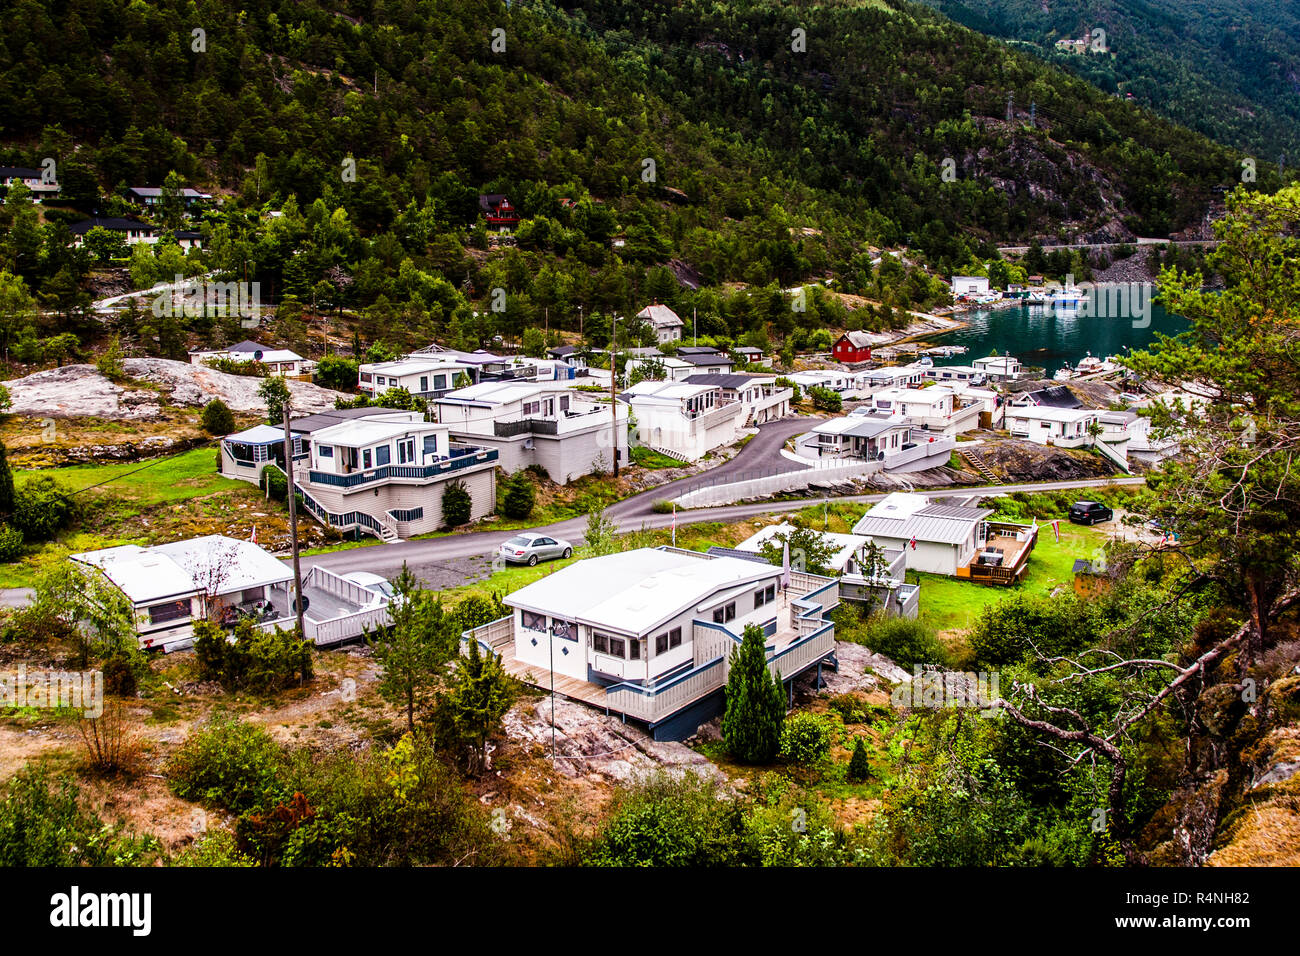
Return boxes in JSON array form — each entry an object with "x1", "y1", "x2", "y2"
[
  {"x1": 502, "y1": 697, "x2": 723, "y2": 785},
  {"x1": 795, "y1": 641, "x2": 910, "y2": 698},
  {"x1": 7, "y1": 358, "x2": 346, "y2": 419}
]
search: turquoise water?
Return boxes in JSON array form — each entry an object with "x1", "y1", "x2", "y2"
[{"x1": 928, "y1": 302, "x2": 1187, "y2": 375}]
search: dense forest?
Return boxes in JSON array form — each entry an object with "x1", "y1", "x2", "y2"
[
  {"x1": 920, "y1": 0, "x2": 1300, "y2": 159},
  {"x1": 0, "y1": 0, "x2": 1273, "y2": 361}
]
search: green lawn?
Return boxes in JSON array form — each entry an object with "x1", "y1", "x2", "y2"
[
  {"x1": 15, "y1": 446, "x2": 239, "y2": 506},
  {"x1": 914, "y1": 522, "x2": 1106, "y2": 633}
]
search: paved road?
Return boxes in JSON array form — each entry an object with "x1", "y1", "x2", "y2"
[
  {"x1": 301, "y1": 468, "x2": 1146, "y2": 581},
  {"x1": 996, "y1": 239, "x2": 1218, "y2": 255},
  {"x1": 301, "y1": 415, "x2": 818, "y2": 580}
]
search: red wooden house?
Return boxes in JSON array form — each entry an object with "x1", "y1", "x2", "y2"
[
  {"x1": 479, "y1": 194, "x2": 520, "y2": 227},
  {"x1": 831, "y1": 331, "x2": 873, "y2": 364}
]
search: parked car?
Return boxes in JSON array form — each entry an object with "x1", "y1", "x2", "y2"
[
  {"x1": 1068, "y1": 501, "x2": 1113, "y2": 525},
  {"x1": 342, "y1": 571, "x2": 397, "y2": 605},
  {"x1": 500, "y1": 532, "x2": 573, "y2": 566}
]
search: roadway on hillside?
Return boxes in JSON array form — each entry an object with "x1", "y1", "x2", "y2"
[{"x1": 300, "y1": 461, "x2": 1145, "y2": 582}]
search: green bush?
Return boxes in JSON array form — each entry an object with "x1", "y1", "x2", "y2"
[
  {"x1": 0, "y1": 524, "x2": 22, "y2": 561},
  {"x1": 313, "y1": 354, "x2": 360, "y2": 392},
  {"x1": 808, "y1": 384, "x2": 842, "y2": 412},
  {"x1": 500, "y1": 470, "x2": 535, "y2": 520},
  {"x1": 193, "y1": 618, "x2": 312, "y2": 694},
  {"x1": 442, "y1": 479, "x2": 472, "y2": 527},
  {"x1": 859, "y1": 616, "x2": 949, "y2": 669},
  {"x1": 167, "y1": 715, "x2": 286, "y2": 813},
  {"x1": 259, "y1": 467, "x2": 288, "y2": 502},
  {"x1": 779, "y1": 711, "x2": 835, "y2": 766},
  {"x1": 201, "y1": 398, "x2": 236, "y2": 435},
  {"x1": 848, "y1": 737, "x2": 871, "y2": 782},
  {"x1": 11, "y1": 476, "x2": 79, "y2": 542},
  {"x1": 0, "y1": 767, "x2": 106, "y2": 866}
]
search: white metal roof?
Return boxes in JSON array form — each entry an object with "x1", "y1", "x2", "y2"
[
  {"x1": 311, "y1": 418, "x2": 444, "y2": 446},
  {"x1": 72, "y1": 535, "x2": 291, "y2": 605},
  {"x1": 223, "y1": 424, "x2": 287, "y2": 444},
  {"x1": 506, "y1": 548, "x2": 777, "y2": 635},
  {"x1": 1005, "y1": 405, "x2": 1098, "y2": 423},
  {"x1": 438, "y1": 380, "x2": 551, "y2": 405},
  {"x1": 363, "y1": 356, "x2": 475, "y2": 376}
]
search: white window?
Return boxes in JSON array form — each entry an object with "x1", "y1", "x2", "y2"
[
  {"x1": 397, "y1": 438, "x2": 416, "y2": 464},
  {"x1": 362, "y1": 449, "x2": 372, "y2": 469}
]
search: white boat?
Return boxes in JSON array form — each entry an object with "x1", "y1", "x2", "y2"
[
  {"x1": 923, "y1": 345, "x2": 967, "y2": 356},
  {"x1": 1050, "y1": 287, "x2": 1084, "y2": 306},
  {"x1": 915, "y1": 355, "x2": 934, "y2": 367},
  {"x1": 1074, "y1": 352, "x2": 1104, "y2": 375},
  {"x1": 1053, "y1": 365, "x2": 1077, "y2": 381}
]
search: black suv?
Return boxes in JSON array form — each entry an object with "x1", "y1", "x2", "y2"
[{"x1": 1068, "y1": 501, "x2": 1113, "y2": 525}]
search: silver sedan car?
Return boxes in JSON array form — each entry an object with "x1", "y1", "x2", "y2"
[{"x1": 500, "y1": 532, "x2": 574, "y2": 566}]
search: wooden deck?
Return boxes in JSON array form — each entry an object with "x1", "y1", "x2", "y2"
[{"x1": 495, "y1": 640, "x2": 616, "y2": 712}]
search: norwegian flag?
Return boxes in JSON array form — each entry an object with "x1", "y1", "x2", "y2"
[
  {"x1": 250, "y1": 524, "x2": 258, "y2": 545},
  {"x1": 1050, "y1": 519, "x2": 1061, "y2": 543},
  {"x1": 909, "y1": 534, "x2": 917, "y2": 550}
]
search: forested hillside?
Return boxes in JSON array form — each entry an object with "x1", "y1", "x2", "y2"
[
  {"x1": 919, "y1": 0, "x2": 1300, "y2": 159},
  {"x1": 0, "y1": 0, "x2": 1267, "y2": 358}
]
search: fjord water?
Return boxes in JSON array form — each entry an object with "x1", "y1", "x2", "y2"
[{"x1": 928, "y1": 302, "x2": 1187, "y2": 373}]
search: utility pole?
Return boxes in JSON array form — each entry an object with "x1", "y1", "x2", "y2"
[
  {"x1": 610, "y1": 314, "x2": 620, "y2": 477},
  {"x1": 282, "y1": 402, "x2": 305, "y2": 635},
  {"x1": 693, "y1": 306, "x2": 697, "y2": 346}
]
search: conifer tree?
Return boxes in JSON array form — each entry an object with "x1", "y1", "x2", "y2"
[
  {"x1": 0, "y1": 442, "x2": 14, "y2": 518},
  {"x1": 848, "y1": 737, "x2": 871, "y2": 783},
  {"x1": 721, "y1": 623, "x2": 785, "y2": 763}
]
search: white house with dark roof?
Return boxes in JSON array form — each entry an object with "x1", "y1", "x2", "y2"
[
  {"x1": 672, "y1": 346, "x2": 733, "y2": 375},
  {"x1": 463, "y1": 546, "x2": 839, "y2": 739},
  {"x1": 0, "y1": 166, "x2": 59, "y2": 200},
  {"x1": 625, "y1": 354, "x2": 696, "y2": 383},
  {"x1": 190, "y1": 340, "x2": 308, "y2": 377},
  {"x1": 636, "y1": 304, "x2": 685, "y2": 343},
  {"x1": 127, "y1": 186, "x2": 212, "y2": 208},
  {"x1": 69, "y1": 217, "x2": 159, "y2": 247}
]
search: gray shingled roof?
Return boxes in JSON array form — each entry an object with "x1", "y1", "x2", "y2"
[{"x1": 853, "y1": 503, "x2": 993, "y2": 545}]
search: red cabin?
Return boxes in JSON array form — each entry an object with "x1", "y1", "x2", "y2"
[
  {"x1": 479, "y1": 194, "x2": 520, "y2": 227},
  {"x1": 831, "y1": 331, "x2": 872, "y2": 364}
]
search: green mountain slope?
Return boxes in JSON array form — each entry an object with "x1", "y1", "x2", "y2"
[
  {"x1": 917, "y1": 0, "x2": 1300, "y2": 158},
  {"x1": 0, "y1": 0, "x2": 1270, "y2": 355}
]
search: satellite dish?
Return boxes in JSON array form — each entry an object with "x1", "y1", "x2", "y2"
[
  {"x1": 292, "y1": 595, "x2": 310, "y2": 614},
  {"x1": 253, "y1": 350, "x2": 264, "y2": 361}
]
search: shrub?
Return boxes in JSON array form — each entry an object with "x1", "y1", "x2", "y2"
[
  {"x1": 847, "y1": 737, "x2": 871, "y2": 782},
  {"x1": 779, "y1": 711, "x2": 835, "y2": 766},
  {"x1": 193, "y1": 618, "x2": 312, "y2": 694},
  {"x1": 500, "y1": 470, "x2": 535, "y2": 520},
  {"x1": 859, "y1": 616, "x2": 948, "y2": 669},
  {"x1": 167, "y1": 715, "x2": 286, "y2": 813},
  {"x1": 0, "y1": 768, "x2": 104, "y2": 866},
  {"x1": 201, "y1": 398, "x2": 236, "y2": 435},
  {"x1": 775, "y1": 376, "x2": 801, "y2": 404},
  {"x1": 442, "y1": 479, "x2": 472, "y2": 527},
  {"x1": 259, "y1": 467, "x2": 288, "y2": 502},
  {"x1": 0, "y1": 524, "x2": 22, "y2": 561},
  {"x1": 808, "y1": 384, "x2": 842, "y2": 412},
  {"x1": 174, "y1": 829, "x2": 257, "y2": 867},
  {"x1": 313, "y1": 354, "x2": 360, "y2": 392},
  {"x1": 11, "y1": 476, "x2": 79, "y2": 542},
  {"x1": 651, "y1": 499, "x2": 674, "y2": 514}
]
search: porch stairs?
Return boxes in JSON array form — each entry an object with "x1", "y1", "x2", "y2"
[{"x1": 962, "y1": 448, "x2": 1001, "y2": 484}]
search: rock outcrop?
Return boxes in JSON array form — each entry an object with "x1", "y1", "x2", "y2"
[{"x1": 6, "y1": 358, "x2": 346, "y2": 420}]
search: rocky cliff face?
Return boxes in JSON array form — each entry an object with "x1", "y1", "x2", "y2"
[
  {"x1": 1141, "y1": 624, "x2": 1300, "y2": 866},
  {"x1": 5, "y1": 358, "x2": 345, "y2": 420}
]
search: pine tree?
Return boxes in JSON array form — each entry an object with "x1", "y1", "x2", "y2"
[
  {"x1": 442, "y1": 479, "x2": 472, "y2": 526},
  {"x1": 443, "y1": 638, "x2": 515, "y2": 773},
  {"x1": 848, "y1": 736, "x2": 871, "y2": 783},
  {"x1": 501, "y1": 471, "x2": 535, "y2": 520},
  {"x1": 721, "y1": 623, "x2": 785, "y2": 763}
]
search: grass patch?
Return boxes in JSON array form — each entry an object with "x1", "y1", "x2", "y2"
[
  {"x1": 14, "y1": 446, "x2": 239, "y2": 505},
  {"x1": 914, "y1": 521, "x2": 1107, "y2": 633},
  {"x1": 630, "y1": 446, "x2": 683, "y2": 469}
]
